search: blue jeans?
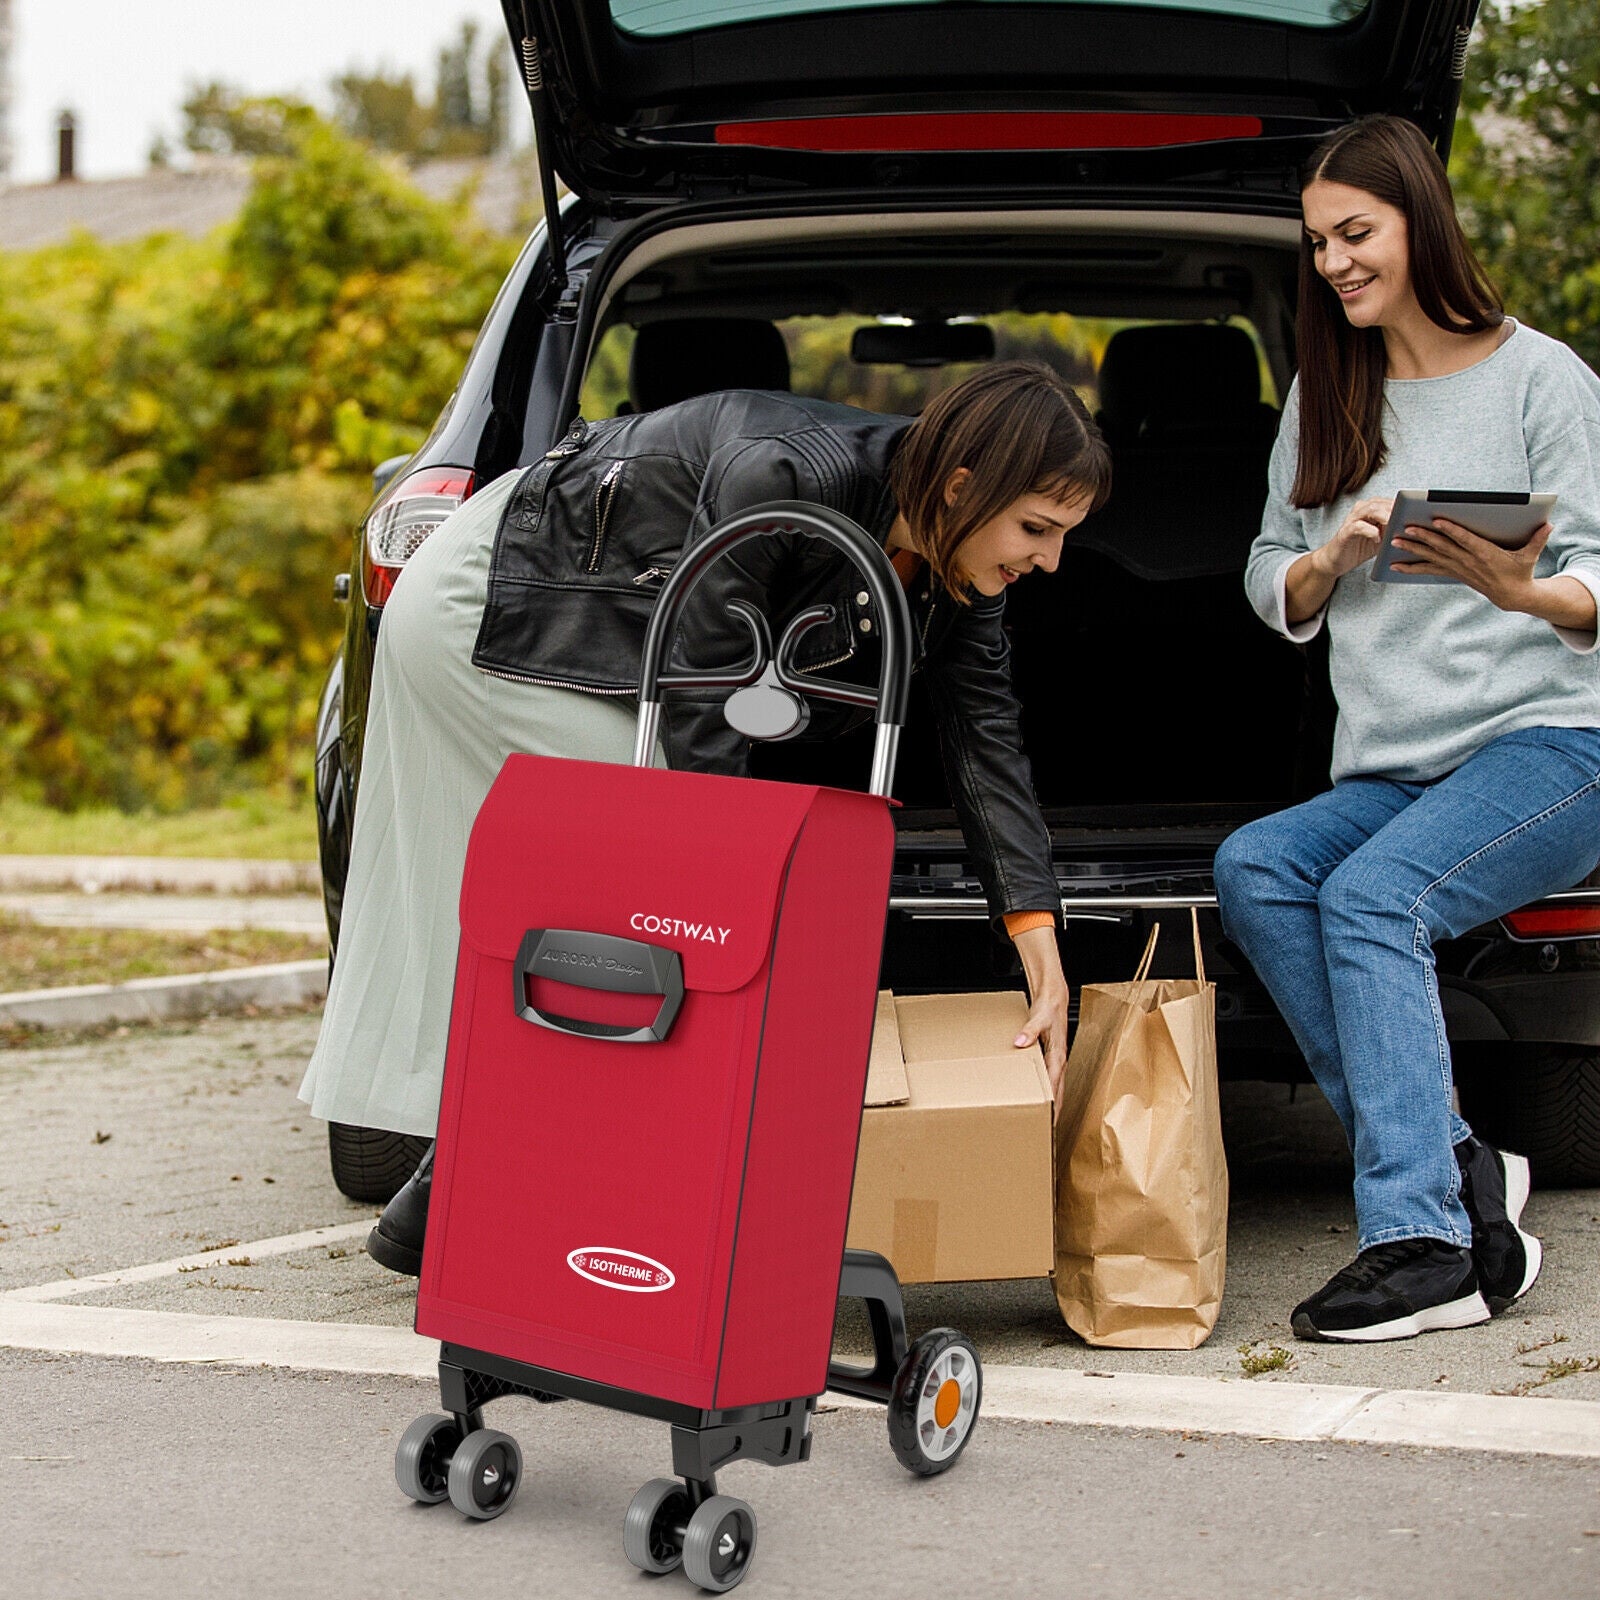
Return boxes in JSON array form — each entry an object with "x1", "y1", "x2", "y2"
[{"x1": 1214, "y1": 726, "x2": 1600, "y2": 1251}]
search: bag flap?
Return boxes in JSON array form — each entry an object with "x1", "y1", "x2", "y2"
[
  {"x1": 863, "y1": 990, "x2": 909, "y2": 1107},
  {"x1": 459, "y1": 755, "x2": 820, "y2": 994}
]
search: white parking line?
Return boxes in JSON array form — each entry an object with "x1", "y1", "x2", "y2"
[
  {"x1": 0, "y1": 1220, "x2": 375, "y2": 1304},
  {"x1": 0, "y1": 1297, "x2": 1596, "y2": 1460}
]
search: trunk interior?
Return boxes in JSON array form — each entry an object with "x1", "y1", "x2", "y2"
[{"x1": 575, "y1": 207, "x2": 1329, "y2": 1021}]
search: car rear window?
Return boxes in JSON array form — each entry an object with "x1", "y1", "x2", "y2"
[
  {"x1": 578, "y1": 313, "x2": 1278, "y2": 422},
  {"x1": 611, "y1": 0, "x2": 1367, "y2": 37}
]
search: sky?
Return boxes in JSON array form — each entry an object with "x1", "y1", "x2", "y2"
[{"x1": 7, "y1": 0, "x2": 521, "y2": 183}]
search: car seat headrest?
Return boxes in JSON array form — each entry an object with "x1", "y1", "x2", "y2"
[
  {"x1": 628, "y1": 318, "x2": 792, "y2": 413},
  {"x1": 1096, "y1": 323, "x2": 1263, "y2": 442}
]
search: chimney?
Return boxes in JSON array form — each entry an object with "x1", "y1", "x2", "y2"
[{"x1": 56, "y1": 109, "x2": 76, "y2": 181}]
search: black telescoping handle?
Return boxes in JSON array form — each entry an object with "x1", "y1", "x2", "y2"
[
  {"x1": 514, "y1": 929, "x2": 684, "y2": 1045},
  {"x1": 632, "y1": 502, "x2": 915, "y2": 798}
]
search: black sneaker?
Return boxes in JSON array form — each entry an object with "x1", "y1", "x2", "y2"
[
  {"x1": 1455, "y1": 1134, "x2": 1541, "y2": 1315},
  {"x1": 1291, "y1": 1239, "x2": 1489, "y2": 1343}
]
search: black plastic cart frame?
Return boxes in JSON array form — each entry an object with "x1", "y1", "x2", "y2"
[{"x1": 434, "y1": 1248, "x2": 909, "y2": 1504}]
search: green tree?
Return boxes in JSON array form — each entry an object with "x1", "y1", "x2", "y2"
[
  {"x1": 181, "y1": 82, "x2": 315, "y2": 157},
  {"x1": 331, "y1": 69, "x2": 434, "y2": 156},
  {"x1": 329, "y1": 24, "x2": 514, "y2": 160},
  {"x1": 1452, "y1": 0, "x2": 1600, "y2": 371}
]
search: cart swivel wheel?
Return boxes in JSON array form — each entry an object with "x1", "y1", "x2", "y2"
[
  {"x1": 623, "y1": 1477, "x2": 691, "y2": 1574},
  {"x1": 446, "y1": 1428, "x2": 522, "y2": 1520},
  {"x1": 394, "y1": 1414, "x2": 462, "y2": 1504},
  {"x1": 681, "y1": 1494, "x2": 757, "y2": 1593},
  {"x1": 888, "y1": 1327, "x2": 982, "y2": 1476}
]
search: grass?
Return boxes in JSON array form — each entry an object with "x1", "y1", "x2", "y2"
[
  {"x1": 0, "y1": 794, "x2": 317, "y2": 860},
  {"x1": 1498, "y1": 1353, "x2": 1600, "y2": 1397},
  {"x1": 1238, "y1": 1342, "x2": 1295, "y2": 1377},
  {"x1": 0, "y1": 911, "x2": 325, "y2": 993}
]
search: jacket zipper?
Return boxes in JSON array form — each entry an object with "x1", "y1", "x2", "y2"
[
  {"x1": 633, "y1": 565, "x2": 673, "y2": 587},
  {"x1": 588, "y1": 460, "x2": 624, "y2": 573},
  {"x1": 801, "y1": 644, "x2": 854, "y2": 674},
  {"x1": 477, "y1": 663, "x2": 635, "y2": 696}
]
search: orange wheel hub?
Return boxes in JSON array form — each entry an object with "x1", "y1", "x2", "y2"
[{"x1": 933, "y1": 1378, "x2": 962, "y2": 1429}]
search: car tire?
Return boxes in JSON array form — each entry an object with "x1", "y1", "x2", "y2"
[
  {"x1": 1454, "y1": 1043, "x2": 1600, "y2": 1188},
  {"x1": 328, "y1": 1122, "x2": 432, "y2": 1203}
]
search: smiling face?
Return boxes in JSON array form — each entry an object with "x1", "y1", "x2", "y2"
[
  {"x1": 946, "y1": 474, "x2": 1094, "y2": 597},
  {"x1": 1301, "y1": 178, "x2": 1417, "y2": 331}
]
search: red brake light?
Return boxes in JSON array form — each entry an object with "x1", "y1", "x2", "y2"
[
  {"x1": 713, "y1": 112, "x2": 1263, "y2": 154},
  {"x1": 1500, "y1": 904, "x2": 1600, "y2": 941},
  {"x1": 362, "y1": 466, "x2": 475, "y2": 607}
]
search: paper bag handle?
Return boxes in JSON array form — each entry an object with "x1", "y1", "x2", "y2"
[
  {"x1": 1131, "y1": 924, "x2": 1160, "y2": 984},
  {"x1": 1131, "y1": 912, "x2": 1208, "y2": 985}
]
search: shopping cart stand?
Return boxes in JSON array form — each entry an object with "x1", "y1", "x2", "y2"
[{"x1": 396, "y1": 504, "x2": 982, "y2": 1592}]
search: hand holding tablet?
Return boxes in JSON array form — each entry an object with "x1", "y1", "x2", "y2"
[{"x1": 1372, "y1": 490, "x2": 1558, "y2": 586}]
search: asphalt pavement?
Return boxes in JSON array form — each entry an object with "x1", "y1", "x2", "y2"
[
  {"x1": 2, "y1": 1008, "x2": 1599, "y2": 1598},
  {"x1": 5, "y1": 1347, "x2": 1597, "y2": 1600}
]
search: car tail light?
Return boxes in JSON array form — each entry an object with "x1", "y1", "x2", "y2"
[
  {"x1": 1500, "y1": 903, "x2": 1600, "y2": 941},
  {"x1": 362, "y1": 466, "x2": 474, "y2": 606}
]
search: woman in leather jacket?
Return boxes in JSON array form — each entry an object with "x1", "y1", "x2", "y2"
[{"x1": 299, "y1": 361, "x2": 1112, "y2": 1274}]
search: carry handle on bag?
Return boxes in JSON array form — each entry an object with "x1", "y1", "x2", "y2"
[
  {"x1": 631, "y1": 500, "x2": 915, "y2": 799},
  {"x1": 512, "y1": 928, "x2": 685, "y2": 1044}
]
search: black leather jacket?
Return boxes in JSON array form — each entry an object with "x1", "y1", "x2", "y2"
[{"x1": 473, "y1": 390, "x2": 1058, "y2": 927}]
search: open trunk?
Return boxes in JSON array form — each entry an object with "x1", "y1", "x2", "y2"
[{"x1": 568, "y1": 203, "x2": 1325, "y2": 1014}]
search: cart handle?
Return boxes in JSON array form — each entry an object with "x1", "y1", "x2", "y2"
[
  {"x1": 513, "y1": 929, "x2": 684, "y2": 1045},
  {"x1": 632, "y1": 502, "x2": 914, "y2": 799}
]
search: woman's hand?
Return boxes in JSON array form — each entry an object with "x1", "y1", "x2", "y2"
[
  {"x1": 1284, "y1": 497, "x2": 1394, "y2": 624},
  {"x1": 1391, "y1": 519, "x2": 1597, "y2": 632},
  {"x1": 1391, "y1": 517, "x2": 1546, "y2": 607},
  {"x1": 1313, "y1": 496, "x2": 1395, "y2": 581},
  {"x1": 1011, "y1": 925, "x2": 1070, "y2": 1112}
]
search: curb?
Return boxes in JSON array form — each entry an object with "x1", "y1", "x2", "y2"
[
  {"x1": 0, "y1": 855, "x2": 318, "y2": 894},
  {"x1": 0, "y1": 959, "x2": 328, "y2": 1029},
  {"x1": 2, "y1": 1301, "x2": 1596, "y2": 1460}
]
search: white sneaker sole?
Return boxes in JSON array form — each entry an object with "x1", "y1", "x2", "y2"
[
  {"x1": 1309, "y1": 1289, "x2": 1491, "y2": 1343},
  {"x1": 1498, "y1": 1151, "x2": 1543, "y2": 1307},
  {"x1": 1502, "y1": 1151, "x2": 1531, "y2": 1227}
]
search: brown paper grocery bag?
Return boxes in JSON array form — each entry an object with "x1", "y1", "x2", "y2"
[{"x1": 1053, "y1": 911, "x2": 1227, "y2": 1349}]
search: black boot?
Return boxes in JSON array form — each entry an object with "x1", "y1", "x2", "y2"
[{"x1": 367, "y1": 1143, "x2": 433, "y2": 1277}]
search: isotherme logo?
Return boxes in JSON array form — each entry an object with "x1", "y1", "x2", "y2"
[
  {"x1": 631, "y1": 913, "x2": 731, "y2": 945},
  {"x1": 567, "y1": 1247, "x2": 676, "y2": 1293}
]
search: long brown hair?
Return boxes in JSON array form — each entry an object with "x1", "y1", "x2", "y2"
[
  {"x1": 890, "y1": 361, "x2": 1111, "y2": 598},
  {"x1": 1293, "y1": 114, "x2": 1503, "y2": 508}
]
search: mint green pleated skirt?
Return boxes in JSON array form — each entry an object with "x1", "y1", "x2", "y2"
[{"x1": 297, "y1": 471, "x2": 647, "y2": 1136}]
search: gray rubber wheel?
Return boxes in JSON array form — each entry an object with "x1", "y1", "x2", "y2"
[
  {"x1": 681, "y1": 1495, "x2": 757, "y2": 1593},
  {"x1": 395, "y1": 1413, "x2": 462, "y2": 1504},
  {"x1": 446, "y1": 1429, "x2": 522, "y2": 1521},
  {"x1": 622, "y1": 1477, "x2": 690, "y2": 1574},
  {"x1": 888, "y1": 1328, "x2": 982, "y2": 1476},
  {"x1": 328, "y1": 1123, "x2": 431, "y2": 1203}
]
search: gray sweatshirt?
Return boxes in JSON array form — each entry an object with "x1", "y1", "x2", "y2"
[{"x1": 1245, "y1": 321, "x2": 1600, "y2": 783}]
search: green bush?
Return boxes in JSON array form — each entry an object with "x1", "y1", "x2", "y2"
[{"x1": 0, "y1": 112, "x2": 516, "y2": 810}]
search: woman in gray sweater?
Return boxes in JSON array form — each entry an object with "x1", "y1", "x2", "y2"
[{"x1": 1216, "y1": 115, "x2": 1600, "y2": 1343}]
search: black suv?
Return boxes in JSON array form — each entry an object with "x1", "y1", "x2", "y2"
[{"x1": 314, "y1": 0, "x2": 1600, "y2": 1201}]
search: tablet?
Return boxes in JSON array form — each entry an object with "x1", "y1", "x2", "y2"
[{"x1": 1371, "y1": 490, "x2": 1558, "y2": 585}]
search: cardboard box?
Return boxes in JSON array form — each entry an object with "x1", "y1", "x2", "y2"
[{"x1": 845, "y1": 990, "x2": 1054, "y2": 1284}]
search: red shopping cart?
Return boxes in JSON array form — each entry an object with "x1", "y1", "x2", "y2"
[{"x1": 395, "y1": 504, "x2": 982, "y2": 1592}]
